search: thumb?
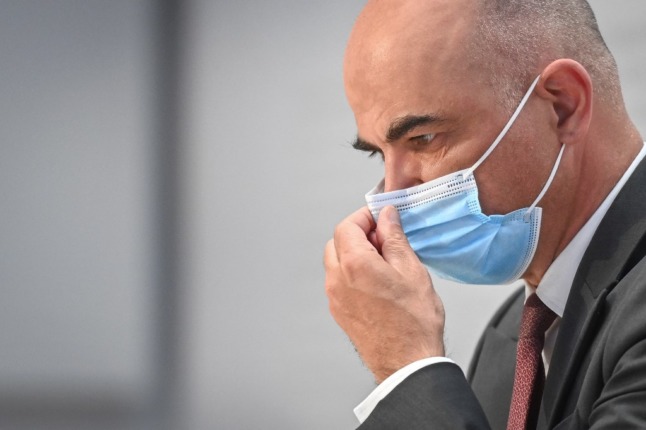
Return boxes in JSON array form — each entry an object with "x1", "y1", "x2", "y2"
[{"x1": 376, "y1": 206, "x2": 418, "y2": 268}]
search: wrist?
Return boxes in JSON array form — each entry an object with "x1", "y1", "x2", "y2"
[{"x1": 372, "y1": 347, "x2": 446, "y2": 383}]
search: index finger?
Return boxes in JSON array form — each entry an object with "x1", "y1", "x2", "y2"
[{"x1": 333, "y1": 206, "x2": 378, "y2": 259}]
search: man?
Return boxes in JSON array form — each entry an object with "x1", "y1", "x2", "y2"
[{"x1": 324, "y1": 0, "x2": 646, "y2": 428}]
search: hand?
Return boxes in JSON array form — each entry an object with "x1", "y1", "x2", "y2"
[{"x1": 324, "y1": 205, "x2": 445, "y2": 383}]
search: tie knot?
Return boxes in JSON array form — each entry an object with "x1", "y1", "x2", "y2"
[{"x1": 519, "y1": 293, "x2": 557, "y2": 340}]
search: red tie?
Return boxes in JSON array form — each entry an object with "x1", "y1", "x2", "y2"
[{"x1": 507, "y1": 293, "x2": 557, "y2": 430}]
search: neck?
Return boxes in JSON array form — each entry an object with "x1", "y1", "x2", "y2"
[{"x1": 523, "y1": 116, "x2": 643, "y2": 288}]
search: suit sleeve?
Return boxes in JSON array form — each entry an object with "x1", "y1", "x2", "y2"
[
  {"x1": 556, "y1": 259, "x2": 646, "y2": 429},
  {"x1": 357, "y1": 362, "x2": 491, "y2": 430},
  {"x1": 583, "y1": 270, "x2": 646, "y2": 429},
  {"x1": 588, "y1": 337, "x2": 646, "y2": 428}
]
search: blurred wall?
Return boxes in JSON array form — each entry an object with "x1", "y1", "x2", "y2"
[
  {"x1": 0, "y1": 1, "x2": 159, "y2": 429},
  {"x1": 0, "y1": 1, "x2": 644, "y2": 430}
]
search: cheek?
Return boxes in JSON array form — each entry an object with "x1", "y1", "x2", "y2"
[
  {"x1": 415, "y1": 146, "x2": 452, "y2": 182},
  {"x1": 475, "y1": 170, "x2": 524, "y2": 215},
  {"x1": 476, "y1": 133, "x2": 560, "y2": 215}
]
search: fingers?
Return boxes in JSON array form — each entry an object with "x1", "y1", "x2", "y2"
[
  {"x1": 323, "y1": 206, "x2": 446, "y2": 380},
  {"x1": 330, "y1": 205, "x2": 421, "y2": 280},
  {"x1": 367, "y1": 230, "x2": 379, "y2": 250},
  {"x1": 327, "y1": 207, "x2": 385, "y2": 296},
  {"x1": 376, "y1": 206, "x2": 420, "y2": 271},
  {"x1": 323, "y1": 239, "x2": 340, "y2": 307},
  {"x1": 345, "y1": 205, "x2": 377, "y2": 234},
  {"x1": 333, "y1": 206, "x2": 378, "y2": 262},
  {"x1": 323, "y1": 239, "x2": 338, "y2": 273}
]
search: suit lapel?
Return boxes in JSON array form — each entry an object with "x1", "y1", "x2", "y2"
[
  {"x1": 540, "y1": 283, "x2": 608, "y2": 428},
  {"x1": 541, "y1": 156, "x2": 646, "y2": 428}
]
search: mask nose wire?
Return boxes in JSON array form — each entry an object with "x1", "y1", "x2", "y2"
[
  {"x1": 523, "y1": 143, "x2": 566, "y2": 222},
  {"x1": 462, "y1": 75, "x2": 542, "y2": 180}
]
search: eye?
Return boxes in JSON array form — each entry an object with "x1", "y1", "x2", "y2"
[
  {"x1": 413, "y1": 134, "x2": 435, "y2": 144},
  {"x1": 409, "y1": 134, "x2": 436, "y2": 150}
]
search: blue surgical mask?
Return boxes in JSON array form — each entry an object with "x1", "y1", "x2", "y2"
[{"x1": 365, "y1": 76, "x2": 564, "y2": 285}]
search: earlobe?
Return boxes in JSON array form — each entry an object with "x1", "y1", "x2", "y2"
[{"x1": 535, "y1": 59, "x2": 593, "y2": 145}]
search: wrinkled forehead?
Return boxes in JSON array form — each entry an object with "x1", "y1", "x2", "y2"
[{"x1": 343, "y1": 0, "x2": 481, "y2": 116}]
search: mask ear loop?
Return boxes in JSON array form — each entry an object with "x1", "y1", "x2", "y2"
[
  {"x1": 462, "y1": 75, "x2": 542, "y2": 180},
  {"x1": 522, "y1": 143, "x2": 566, "y2": 222}
]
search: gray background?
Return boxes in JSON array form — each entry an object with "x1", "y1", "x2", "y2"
[{"x1": 0, "y1": 1, "x2": 644, "y2": 429}]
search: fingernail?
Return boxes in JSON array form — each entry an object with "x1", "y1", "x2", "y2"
[{"x1": 385, "y1": 206, "x2": 400, "y2": 226}]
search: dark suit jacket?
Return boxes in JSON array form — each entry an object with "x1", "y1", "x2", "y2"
[{"x1": 358, "y1": 158, "x2": 646, "y2": 429}]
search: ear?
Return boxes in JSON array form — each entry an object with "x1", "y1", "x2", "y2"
[{"x1": 534, "y1": 59, "x2": 593, "y2": 145}]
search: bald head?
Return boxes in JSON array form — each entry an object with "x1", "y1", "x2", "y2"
[
  {"x1": 472, "y1": 0, "x2": 621, "y2": 109},
  {"x1": 345, "y1": 0, "x2": 623, "y2": 114},
  {"x1": 344, "y1": 0, "x2": 480, "y2": 115}
]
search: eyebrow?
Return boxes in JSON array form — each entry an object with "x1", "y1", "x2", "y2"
[
  {"x1": 386, "y1": 114, "x2": 444, "y2": 142},
  {"x1": 351, "y1": 114, "x2": 446, "y2": 154},
  {"x1": 352, "y1": 136, "x2": 380, "y2": 154}
]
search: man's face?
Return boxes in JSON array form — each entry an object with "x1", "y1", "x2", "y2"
[{"x1": 344, "y1": 0, "x2": 559, "y2": 216}]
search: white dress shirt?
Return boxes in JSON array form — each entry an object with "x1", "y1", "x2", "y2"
[{"x1": 355, "y1": 142, "x2": 646, "y2": 424}]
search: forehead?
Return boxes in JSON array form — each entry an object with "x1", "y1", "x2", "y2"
[{"x1": 344, "y1": 0, "x2": 485, "y2": 130}]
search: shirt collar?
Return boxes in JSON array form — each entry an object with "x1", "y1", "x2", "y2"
[{"x1": 530, "y1": 142, "x2": 646, "y2": 317}]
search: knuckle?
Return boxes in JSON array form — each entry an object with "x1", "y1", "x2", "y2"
[
  {"x1": 333, "y1": 221, "x2": 346, "y2": 240},
  {"x1": 342, "y1": 254, "x2": 368, "y2": 280},
  {"x1": 385, "y1": 240, "x2": 408, "y2": 258},
  {"x1": 323, "y1": 239, "x2": 335, "y2": 267},
  {"x1": 324, "y1": 276, "x2": 336, "y2": 296},
  {"x1": 324, "y1": 269, "x2": 346, "y2": 300},
  {"x1": 388, "y1": 228, "x2": 407, "y2": 243}
]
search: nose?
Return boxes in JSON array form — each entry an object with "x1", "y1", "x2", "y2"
[{"x1": 383, "y1": 150, "x2": 424, "y2": 192}]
